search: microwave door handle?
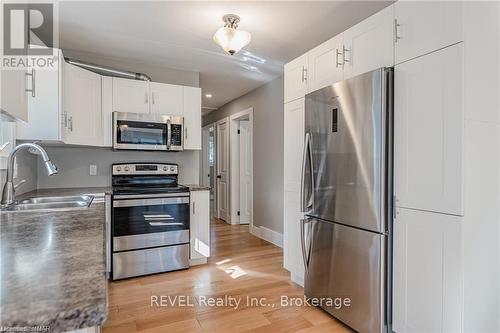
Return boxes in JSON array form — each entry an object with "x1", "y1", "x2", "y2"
[{"x1": 167, "y1": 119, "x2": 172, "y2": 150}]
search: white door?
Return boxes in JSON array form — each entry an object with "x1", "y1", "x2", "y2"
[
  {"x1": 394, "y1": 43, "x2": 463, "y2": 216},
  {"x1": 112, "y1": 77, "x2": 150, "y2": 114},
  {"x1": 1, "y1": 69, "x2": 28, "y2": 122},
  {"x1": 150, "y1": 82, "x2": 183, "y2": 115},
  {"x1": 190, "y1": 190, "x2": 210, "y2": 260},
  {"x1": 183, "y1": 86, "x2": 202, "y2": 149},
  {"x1": 307, "y1": 33, "x2": 344, "y2": 92},
  {"x1": 284, "y1": 54, "x2": 308, "y2": 103},
  {"x1": 64, "y1": 63, "x2": 103, "y2": 146},
  {"x1": 239, "y1": 120, "x2": 251, "y2": 225},
  {"x1": 393, "y1": 207, "x2": 462, "y2": 333},
  {"x1": 216, "y1": 118, "x2": 229, "y2": 222},
  {"x1": 343, "y1": 4, "x2": 394, "y2": 79},
  {"x1": 201, "y1": 126, "x2": 211, "y2": 188},
  {"x1": 283, "y1": 98, "x2": 305, "y2": 193},
  {"x1": 394, "y1": 1, "x2": 463, "y2": 64}
]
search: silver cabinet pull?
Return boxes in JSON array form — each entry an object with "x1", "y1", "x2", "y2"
[
  {"x1": 394, "y1": 19, "x2": 401, "y2": 43},
  {"x1": 343, "y1": 45, "x2": 350, "y2": 65},
  {"x1": 192, "y1": 201, "x2": 196, "y2": 214},
  {"x1": 25, "y1": 69, "x2": 35, "y2": 97},
  {"x1": 185, "y1": 127, "x2": 188, "y2": 140},
  {"x1": 68, "y1": 116, "x2": 73, "y2": 132},
  {"x1": 301, "y1": 66, "x2": 307, "y2": 82},
  {"x1": 336, "y1": 49, "x2": 343, "y2": 68},
  {"x1": 152, "y1": 92, "x2": 155, "y2": 105},
  {"x1": 145, "y1": 92, "x2": 149, "y2": 104}
]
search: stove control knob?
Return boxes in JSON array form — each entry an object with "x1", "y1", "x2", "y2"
[
  {"x1": 163, "y1": 166, "x2": 169, "y2": 171},
  {"x1": 116, "y1": 166, "x2": 122, "y2": 172},
  {"x1": 170, "y1": 166, "x2": 175, "y2": 172},
  {"x1": 124, "y1": 166, "x2": 130, "y2": 172}
]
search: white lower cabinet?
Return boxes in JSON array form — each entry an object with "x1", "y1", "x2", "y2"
[
  {"x1": 283, "y1": 190, "x2": 304, "y2": 285},
  {"x1": 393, "y1": 207, "x2": 462, "y2": 333},
  {"x1": 190, "y1": 190, "x2": 210, "y2": 264}
]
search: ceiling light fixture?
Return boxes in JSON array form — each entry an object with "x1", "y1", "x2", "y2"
[
  {"x1": 213, "y1": 14, "x2": 251, "y2": 56},
  {"x1": 205, "y1": 94, "x2": 212, "y2": 98}
]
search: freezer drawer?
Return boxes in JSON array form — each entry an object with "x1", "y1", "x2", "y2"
[
  {"x1": 112, "y1": 243, "x2": 189, "y2": 280},
  {"x1": 303, "y1": 218, "x2": 385, "y2": 333}
]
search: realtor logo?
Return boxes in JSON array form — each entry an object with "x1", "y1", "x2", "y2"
[{"x1": 3, "y1": 3, "x2": 53, "y2": 55}]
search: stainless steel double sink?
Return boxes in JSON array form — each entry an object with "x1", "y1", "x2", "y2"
[{"x1": 1, "y1": 195, "x2": 94, "y2": 212}]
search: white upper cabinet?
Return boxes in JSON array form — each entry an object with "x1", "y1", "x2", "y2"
[
  {"x1": 394, "y1": 43, "x2": 463, "y2": 216},
  {"x1": 284, "y1": 98, "x2": 305, "y2": 193},
  {"x1": 64, "y1": 62, "x2": 103, "y2": 146},
  {"x1": 307, "y1": 34, "x2": 344, "y2": 93},
  {"x1": 17, "y1": 49, "x2": 64, "y2": 141},
  {"x1": 394, "y1": 1, "x2": 463, "y2": 64},
  {"x1": 112, "y1": 77, "x2": 150, "y2": 114},
  {"x1": 183, "y1": 86, "x2": 202, "y2": 150},
  {"x1": 1, "y1": 69, "x2": 28, "y2": 122},
  {"x1": 343, "y1": 4, "x2": 394, "y2": 79},
  {"x1": 393, "y1": 207, "x2": 462, "y2": 333},
  {"x1": 284, "y1": 54, "x2": 308, "y2": 103},
  {"x1": 150, "y1": 82, "x2": 183, "y2": 115},
  {"x1": 101, "y1": 76, "x2": 113, "y2": 147}
]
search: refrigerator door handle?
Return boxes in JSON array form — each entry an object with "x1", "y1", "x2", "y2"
[
  {"x1": 300, "y1": 218, "x2": 312, "y2": 272},
  {"x1": 308, "y1": 134, "x2": 315, "y2": 211},
  {"x1": 300, "y1": 133, "x2": 310, "y2": 212}
]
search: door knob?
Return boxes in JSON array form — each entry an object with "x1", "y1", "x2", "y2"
[{"x1": 217, "y1": 175, "x2": 222, "y2": 179}]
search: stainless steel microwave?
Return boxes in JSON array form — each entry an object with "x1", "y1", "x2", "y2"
[{"x1": 112, "y1": 112, "x2": 183, "y2": 151}]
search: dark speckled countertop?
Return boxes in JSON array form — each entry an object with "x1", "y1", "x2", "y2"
[{"x1": 0, "y1": 187, "x2": 111, "y2": 332}]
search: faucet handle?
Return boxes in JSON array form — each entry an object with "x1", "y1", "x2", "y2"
[{"x1": 13, "y1": 179, "x2": 26, "y2": 190}]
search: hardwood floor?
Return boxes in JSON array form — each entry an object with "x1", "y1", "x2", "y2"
[{"x1": 103, "y1": 219, "x2": 352, "y2": 333}]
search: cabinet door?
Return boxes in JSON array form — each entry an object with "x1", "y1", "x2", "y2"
[
  {"x1": 64, "y1": 63, "x2": 103, "y2": 146},
  {"x1": 190, "y1": 190, "x2": 210, "y2": 260},
  {"x1": 183, "y1": 86, "x2": 201, "y2": 150},
  {"x1": 343, "y1": 5, "x2": 394, "y2": 79},
  {"x1": 283, "y1": 190, "x2": 304, "y2": 281},
  {"x1": 307, "y1": 34, "x2": 344, "y2": 92},
  {"x1": 112, "y1": 77, "x2": 149, "y2": 114},
  {"x1": 395, "y1": 1, "x2": 463, "y2": 64},
  {"x1": 1, "y1": 69, "x2": 28, "y2": 122},
  {"x1": 17, "y1": 50, "x2": 64, "y2": 141},
  {"x1": 394, "y1": 43, "x2": 463, "y2": 215},
  {"x1": 284, "y1": 54, "x2": 308, "y2": 103},
  {"x1": 150, "y1": 82, "x2": 183, "y2": 115},
  {"x1": 101, "y1": 76, "x2": 113, "y2": 147},
  {"x1": 393, "y1": 208, "x2": 462, "y2": 333},
  {"x1": 284, "y1": 99, "x2": 305, "y2": 193}
]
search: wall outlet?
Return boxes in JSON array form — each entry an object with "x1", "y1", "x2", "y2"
[{"x1": 89, "y1": 164, "x2": 97, "y2": 176}]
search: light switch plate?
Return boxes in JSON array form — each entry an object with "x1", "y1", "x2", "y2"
[{"x1": 89, "y1": 164, "x2": 97, "y2": 176}]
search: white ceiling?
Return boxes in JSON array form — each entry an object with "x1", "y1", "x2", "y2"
[{"x1": 58, "y1": 1, "x2": 392, "y2": 111}]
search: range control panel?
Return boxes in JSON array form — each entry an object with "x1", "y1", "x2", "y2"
[{"x1": 112, "y1": 163, "x2": 178, "y2": 175}]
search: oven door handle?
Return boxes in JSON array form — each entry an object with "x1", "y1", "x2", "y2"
[
  {"x1": 148, "y1": 221, "x2": 184, "y2": 226},
  {"x1": 113, "y1": 197, "x2": 189, "y2": 207}
]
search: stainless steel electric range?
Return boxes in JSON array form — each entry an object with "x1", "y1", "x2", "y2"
[{"x1": 111, "y1": 162, "x2": 190, "y2": 280}]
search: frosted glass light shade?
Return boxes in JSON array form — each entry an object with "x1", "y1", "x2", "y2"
[{"x1": 213, "y1": 27, "x2": 251, "y2": 55}]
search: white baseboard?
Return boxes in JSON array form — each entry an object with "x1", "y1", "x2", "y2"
[
  {"x1": 189, "y1": 257, "x2": 208, "y2": 266},
  {"x1": 250, "y1": 225, "x2": 283, "y2": 248}
]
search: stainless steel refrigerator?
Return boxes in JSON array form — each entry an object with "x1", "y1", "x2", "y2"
[{"x1": 301, "y1": 68, "x2": 393, "y2": 333}]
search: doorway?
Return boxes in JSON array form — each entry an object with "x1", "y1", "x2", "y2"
[
  {"x1": 202, "y1": 124, "x2": 216, "y2": 217},
  {"x1": 229, "y1": 108, "x2": 253, "y2": 227},
  {"x1": 216, "y1": 117, "x2": 230, "y2": 222}
]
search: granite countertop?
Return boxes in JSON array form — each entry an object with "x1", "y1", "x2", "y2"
[
  {"x1": 183, "y1": 184, "x2": 211, "y2": 191},
  {"x1": 0, "y1": 188, "x2": 109, "y2": 332}
]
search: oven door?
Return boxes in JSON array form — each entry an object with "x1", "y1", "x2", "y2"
[
  {"x1": 112, "y1": 193, "x2": 190, "y2": 251},
  {"x1": 113, "y1": 111, "x2": 169, "y2": 150}
]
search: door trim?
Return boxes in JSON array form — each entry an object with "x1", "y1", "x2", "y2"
[{"x1": 229, "y1": 107, "x2": 254, "y2": 227}]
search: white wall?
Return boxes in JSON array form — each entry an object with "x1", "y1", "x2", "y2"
[{"x1": 203, "y1": 76, "x2": 284, "y2": 234}]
